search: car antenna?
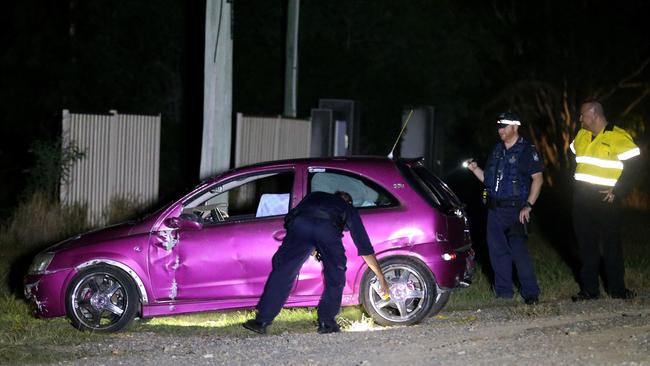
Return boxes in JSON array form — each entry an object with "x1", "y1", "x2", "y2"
[{"x1": 387, "y1": 108, "x2": 414, "y2": 159}]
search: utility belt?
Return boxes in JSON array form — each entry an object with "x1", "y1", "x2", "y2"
[
  {"x1": 486, "y1": 196, "x2": 524, "y2": 209},
  {"x1": 485, "y1": 195, "x2": 530, "y2": 236},
  {"x1": 301, "y1": 209, "x2": 346, "y2": 231},
  {"x1": 303, "y1": 209, "x2": 333, "y2": 221}
]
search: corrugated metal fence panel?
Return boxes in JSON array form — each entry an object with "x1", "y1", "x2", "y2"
[
  {"x1": 61, "y1": 110, "x2": 161, "y2": 225},
  {"x1": 276, "y1": 118, "x2": 311, "y2": 160},
  {"x1": 235, "y1": 113, "x2": 311, "y2": 167}
]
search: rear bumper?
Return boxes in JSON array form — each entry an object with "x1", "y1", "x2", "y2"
[
  {"x1": 458, "y1": 247, "x2": 476, "y2": 288},
  {"x1": 441, "y1": 246, "x2": 475, "y2": 290},
  {"x1": 23, "y1": 269, "x2": 73, "y2": 318},
  {"x1": 416, "y1": 244, "x2": 475, "y2": 290}
]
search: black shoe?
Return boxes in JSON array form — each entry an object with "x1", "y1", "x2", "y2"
[
  {"x1": 317, "y1": 322, "x2": 341, "y2": 334},
  {"x1": 610, "y1": 288, "x2": 636, "y2": 300},
  {"x1": 242, "y1": 319, "x2": 269, "y2": 334},
  {"x1": 571, "y1": 291, "x2": 600, "y2": 302},
  {"x1": 524, "y1": 296, "x2": 539, "y2": 305}
]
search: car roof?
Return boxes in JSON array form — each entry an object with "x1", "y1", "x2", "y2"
[{"x1": 205, "y1": 156, "x2": 423, "y2": 183}]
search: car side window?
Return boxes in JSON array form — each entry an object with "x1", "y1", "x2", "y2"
[
  {"x1": 182, "y1": 171, "x2": 294, "y2": 224},
  {"x1": 308, "y1": 169, "x2": 397, "y2": 209}
]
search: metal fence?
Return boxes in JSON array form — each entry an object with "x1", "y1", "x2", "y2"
[
  {"x1": 234, "y1": 113, "x2": 311, "y2": 167},
  {"x1": 60, "y1": 110, "x2": 161, "y2": 225}
]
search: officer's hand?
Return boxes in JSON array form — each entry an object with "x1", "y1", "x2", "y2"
[
  {"x1": 519, "y1": 207, "x2": 532, "y2": 223},
  {"x1": 600, "y1": 188, "x2": 615, "y2": 203},
  {"x1": 378, "y1": 278, "x2": 391, "y2": 300},
  {"x1": 467, "y1": 160, "x2": 478, "y2": 172}
]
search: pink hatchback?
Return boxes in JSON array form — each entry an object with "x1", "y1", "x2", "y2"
[{"x1": 24, "y1": 157, "x2": 474, "y2": 332}]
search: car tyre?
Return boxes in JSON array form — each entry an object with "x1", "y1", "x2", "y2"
[
  {"x1": 65, "y1": 265, "x2": 139, "y2": 332},
  {"x1": 360, "y1": 257, "x2": 438, "y2": 326}
]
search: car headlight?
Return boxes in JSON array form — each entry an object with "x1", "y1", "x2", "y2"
[{"x1": 28, "y1": 252, "x2": 55, "y2": 274}]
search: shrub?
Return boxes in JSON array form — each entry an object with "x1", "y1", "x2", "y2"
[
  {"x1": 0, "y1": 192, "x2": 88, "y2": 261},
  {"x1": 102, "y1": 194, "x2": 144, "y2": 225},
  {"x1": 24, "y1": 139, "x2": 86, "y2": 201}
]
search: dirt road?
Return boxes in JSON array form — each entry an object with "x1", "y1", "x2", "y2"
[{"x1": 47, "y1": 297, "x2": 649, "y2": 366}]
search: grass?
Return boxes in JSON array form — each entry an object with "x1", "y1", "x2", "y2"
[
  {"x1": 447, "y1": 210, "x2": 650, "y2": 310},
  {"x1": 0, "y1": 194, "x2": 648, "y2": 364}
]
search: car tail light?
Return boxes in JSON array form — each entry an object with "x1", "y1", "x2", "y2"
[{"x1": 441, "y1": 253, "x2": 457, "y2": 261}]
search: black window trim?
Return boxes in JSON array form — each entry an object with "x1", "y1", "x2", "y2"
[
  {"x1": 182, "y1": 168, "x2": 296, "y2": 223},
  {"x1": 396, "y1": 161, "x2": 462, "y2": 214}
]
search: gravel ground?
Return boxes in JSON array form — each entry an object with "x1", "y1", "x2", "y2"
[{"x1": 40, "y1": 296, "x2": 649, "y2": 366}]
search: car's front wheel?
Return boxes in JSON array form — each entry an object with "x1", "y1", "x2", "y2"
[
  {"x1": 65, "y1": 265, "x2": 139, "y2": 332},
  {"x1": 360, "y1": 257, "x2": 440, "y2": 326}
]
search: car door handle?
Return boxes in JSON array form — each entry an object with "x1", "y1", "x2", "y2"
[
  {"x1": 436, "y1": 232, "x2": 447, "y2": 242},
  {"x1": 272, "y1": 230, "x2": 287, "y2": 242}
]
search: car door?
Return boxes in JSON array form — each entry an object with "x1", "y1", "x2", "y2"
[
  {"x1": 290, "y1": 167, "x2": 400, "y2": 298},
  {"x1": 149, "y1": 169, "x2": 299, "y2": 302}
]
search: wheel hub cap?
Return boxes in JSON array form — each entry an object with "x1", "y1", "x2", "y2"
[{"x1": 90, "y1": 293, "x2": 108, "y2": 310}]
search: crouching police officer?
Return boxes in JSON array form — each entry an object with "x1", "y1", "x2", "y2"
[
  {"x1": 243, "y1": 191, "x2": 390, "y2": 334},
  {"x1": 467, "y1": 112, "x2": 543, "y2": 304}
]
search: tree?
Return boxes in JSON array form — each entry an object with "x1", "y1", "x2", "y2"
[{"x1": 467, "y1": 0, "x2": 649, "y2": 195}]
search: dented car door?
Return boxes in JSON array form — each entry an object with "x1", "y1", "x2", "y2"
[{"x1": 149, "y1": 169, "x2": 298, "y2": 302}]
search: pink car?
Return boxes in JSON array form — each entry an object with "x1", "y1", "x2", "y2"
[{"x1": 24, "y1": 157, "x2": 474, "y2": 332}]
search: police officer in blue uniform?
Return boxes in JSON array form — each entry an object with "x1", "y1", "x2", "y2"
[
  {"x1": 467, "y1": 112, "x2": 543, "y2": 304},
  {"x1": 243, "y1": 191, "x2": 390, "y2": 334}
]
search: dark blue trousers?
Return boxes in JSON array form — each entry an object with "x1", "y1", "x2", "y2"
[
  {"x1": 256, "y1": 216, "x2": 347, "y2": 326},
  {"x1": 486, "y1": 207, "x2": 540, "y2": 299}
]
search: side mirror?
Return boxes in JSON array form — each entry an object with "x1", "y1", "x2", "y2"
[{"x1": 164, "y1": 216, "x2": 202, "y2": 231}]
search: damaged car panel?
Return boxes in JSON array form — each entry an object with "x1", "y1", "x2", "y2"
[{"x1": 24, "y1": 157, "x2": 473, "y2": 332}]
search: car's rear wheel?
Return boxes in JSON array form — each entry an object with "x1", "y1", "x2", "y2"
[
  {"x1": 360, "y1": 257, "x2": 439, "y2": 326},
  {"x1": 65, "y1": 265, "x2": 139, "y2": 332}
]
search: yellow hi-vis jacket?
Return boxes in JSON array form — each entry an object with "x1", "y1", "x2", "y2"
[{"x1": 570, "y1": 124, "x2": 640, "y2": 187}]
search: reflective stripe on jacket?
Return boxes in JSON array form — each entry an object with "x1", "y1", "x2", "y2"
[{"x1": 570, "y1": 124, "x2": 640, "y2": 187}]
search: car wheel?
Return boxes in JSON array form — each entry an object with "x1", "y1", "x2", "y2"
[
  {"x1": 360, "y1": 257, "x2": 439, "y2": 326},
  {"x1": 65, "y1": 265, "x2": 139, "y2": 332},
  {"x1": 429, "y1": 284, "x2": 451, "y2": 316}
]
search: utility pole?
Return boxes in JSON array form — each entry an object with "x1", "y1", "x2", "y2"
[
  {"x1": 283, "y1": 0, "x2": 300, "y2": 118},
  {"x1": 200, "y1": 0, "x2": 233, "y2": 180}
]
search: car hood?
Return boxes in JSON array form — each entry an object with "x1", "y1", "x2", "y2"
[{"x1": 47, "y1": 218, "x2": 155, "y2": 252}]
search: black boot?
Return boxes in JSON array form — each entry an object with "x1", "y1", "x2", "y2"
[
  {"x1": 610, "y1": 288, "x2": 636, "y2": 300},
  {"x1": 524, "y1": 296, "x2": 539, "y2": 305},
  {"x1": 242, "y1": 319, "x2": 270, "y2": 334},
  {"x1": 571, "y1": 291, "x2": 600, "y2": 302},
  {"x1": 317, "y1": 322, "x2": 341, "y2": 334}
]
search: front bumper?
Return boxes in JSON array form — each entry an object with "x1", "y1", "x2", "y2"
[{"x1": 24, "y1": 269, "x2": 73, "y2": 318}]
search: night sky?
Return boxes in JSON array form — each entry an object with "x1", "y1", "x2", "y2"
[{"x1": 1, "y1": 0, "x2": 649, "y2": 218}]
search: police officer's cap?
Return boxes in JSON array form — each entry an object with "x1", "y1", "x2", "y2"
[{"x1": 496, "y1": 111, "x2": 521, "y2": 127}]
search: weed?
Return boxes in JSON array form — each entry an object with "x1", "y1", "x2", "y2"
[{"x1": 102, "y1": 194, "x2": 145, "y2": 224}]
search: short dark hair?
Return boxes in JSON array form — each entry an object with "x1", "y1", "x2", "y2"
[
  {"x1": 335, "y1": 191, "x2": 353, "y2": 205},
  {"x1": 582, "y1": 99, "x2": 604, "y2": 117}
]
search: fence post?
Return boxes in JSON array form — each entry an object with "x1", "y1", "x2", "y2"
[{"x1": 60, "y1": 109, "x2": 71, "y2": 203}]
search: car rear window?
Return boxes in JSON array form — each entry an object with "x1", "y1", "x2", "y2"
[{"x1": 398, "y1": 162, "x2": 463, "y2": 213}]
